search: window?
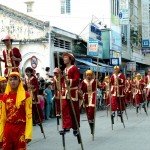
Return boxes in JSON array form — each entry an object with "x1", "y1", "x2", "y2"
[
  {"x1": 121, "y1": 25, "x2": 127, "y2": 45},
  {"x1": 112, "y1": 0, "x2": 119, "y2": 16},
  {"x1": 25, "y1": 1, "x2": 34, "y2": 12},
  {"x1": 61, "y1": 0, "x2": 71, "y2": 14},
  {"x1": 54, "y1": 38, "x2": 71, "y2": 50}
]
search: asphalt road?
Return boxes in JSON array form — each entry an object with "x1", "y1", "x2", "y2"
[{"x1": 28, "y1": 107, "x2": 150, "y2": 150}]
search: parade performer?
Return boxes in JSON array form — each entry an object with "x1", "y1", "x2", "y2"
[
  {"x1": 61, "y1": 52, "x2": 81, "y2": 136},
  {"x1": 0, "y1": 72, "x2": 32, "y2": 150},
  {"x1": 24, "y1": 67, "x2": 44, "y2": 126},
  {"x1": 53, "y1": 67, "x2": 63, "y2": 130},
  {"x1": 0, "y1": 35, "x2": 22, "y2": 77},
  {"x1": 0, "y1": 76, "x2": 7, "y2": 93},
  {"x1": 60, "y1": 52, "x2": 84, "y2": 150},
  {"x1": 134, "y1": 73, "x2": 147, "y2": 114},
  {"x1": 125, "y1": 77, "x2": 132, "y2": 106},
  {"x1": 53, "y1": 68, "x2": 62, "y2": 117},
  {"x1": 80, "y1": 70, "x2": 100, "y2": 134},
  {"x1": 100, "y1": 76, "x2": 110, "y2": 109},
  {"x1": 110, "y1": 66, "x2": 126, "y2": 128},
  {"x1": 144, "y1": 69, "x2": 150, "y2": 106}
]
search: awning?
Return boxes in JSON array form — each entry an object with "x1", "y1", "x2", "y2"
[
  {"x1": 92, "y1": 61, "x2": 113, "y2": 73},
  {"x1": 76, "y1": 58, "x2": 106, "y2": 73}
]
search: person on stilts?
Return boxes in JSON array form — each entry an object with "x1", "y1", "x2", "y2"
[
  {"x1": 110, "y1": 66, "x2": 126, "y2": 128},
  {"x1": 60, "y1": 52, "x2": 80, "y2": 135},
  {"x1": 60, "y1": 52, "x2": 84, "y2": 150},
  {"x1": 53, "y1": 67, "x2": 63, "y2": 130},
  {"x1": 144, "y1": 69, "x2": 150, "y2": 107},
  {"x1": 134, "y1": 73, "x2": 147, "y2": 115},
  {"x1": 24, "y1": 67, "x2": 45, "y2": 138},
  {"x1": 100, "y1": 76, "x2": 111, "y2": 115},
  {"x1": 0, "y1": 35, "x2": 22, "y2": 77},
  {"x1": 80, "y1": 70, "x2": 100, "y2": 135}
]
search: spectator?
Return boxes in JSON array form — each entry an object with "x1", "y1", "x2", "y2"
[
  {"x1": 44, "y1": 82, "x2": 53, "y2": 120},
  {"x1": 38, "y1": 89, "x2": 45, "y2": 120},
  {"x1": 45, "y1": 67, "x2": 53, "y2": 83}
]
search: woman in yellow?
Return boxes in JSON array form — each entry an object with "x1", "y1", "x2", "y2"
[{"x1": 0, "y1": 72, "x2": 32, "y2": 150}]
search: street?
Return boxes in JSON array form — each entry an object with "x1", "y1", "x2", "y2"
[{"x1": 28, "y1": 108, "x2": 150, "y2": 150}]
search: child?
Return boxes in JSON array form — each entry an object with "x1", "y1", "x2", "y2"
[{"x1": 44, "y1": 83, "x2": 53, "y2": 120}]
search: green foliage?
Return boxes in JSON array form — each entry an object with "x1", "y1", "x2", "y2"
[
  {"x1": 130, "y1": 29, "x2": 139, "y2": 46},
  {"x1": 73, "y1": 43, "x2": 87, "y2": 55}
]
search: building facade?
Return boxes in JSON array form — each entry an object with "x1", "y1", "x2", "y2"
[
  {"x1": 0, "y1": 4, "x2": 78, "y2": 76},
  {"x1": 0, "y1": 0, "x2": 150, "y2": 75}
]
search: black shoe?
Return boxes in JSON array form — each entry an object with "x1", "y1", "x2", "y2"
[
  {"x1": 117, "y1": 111, "x2": 122, "y2": 117},
  {"x1": 136, "y1": 107, "x2": 139, "y2": 114},
  {"x1": 64, "y1": 128, "x2": 70, "y2": 133},
  {"x1": 59, "y1": 130, "x2": 65, "y2": 135},
  {"x1": 111, "y1": 114, "x2": 114, "y2": 124},
  {"x1": 73, "y1": 130, "x2": 79, "y2": 136},
  {"x1": 112, "y1": 112, "x2": 115, "y2": 117},
  {"x1": 89, "y1": 123, "x2": 94, "y2": 134}
]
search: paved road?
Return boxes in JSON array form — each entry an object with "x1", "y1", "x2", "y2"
[{"x1": 28, "y1": 107, "x2": 150, "y2": 150}]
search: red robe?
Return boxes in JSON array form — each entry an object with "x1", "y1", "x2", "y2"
[
  {"x1": 53, "y1": 76, "x2": 63, "y2": 116},
  {"x1": 80, "y1": 79, "x2": 96, "y2": 121},
  {"x1": 100, "y1": 82, "x2": 110, "y2": 106},
  {"x1": 1, "y1": 92, "x2": 32, "y2": 150},
  {"x1": 134, "y1": 79, "x2": 145, "y2": 106},
  {"x1": 25, "y1": 75, "x2": 43, "y2": 124},
  {"x1": 2, "y1": 48, "x2": 22, "y2": 76},
  {"x1": 125, "y1": 79, "x2": 132, "y2": 104},
  {"x1": 144, "y1": 75, "x2": 150, "y2": 101},
  {"x1": 61, "y1": 65, "x2": 80, "y2": 130},
  {"x1": 110, "y1": 73, "x2": 126, "y2": 111}
]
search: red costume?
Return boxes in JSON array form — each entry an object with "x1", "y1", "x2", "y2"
[
  {"x1": 25, "y1": 75, "x2": 43, "y2": 125},
  {"x1": 0, "y1": 72, "x2": 32, "y2": 150},
  {"x1": 144, "y1": 75, "x2": 150, "y2": 101},
  {"x1": 2, "y1": 92, "x2": 31, "y2": 150},
  {"x1": 53, "y1": 75, "x2": 62, "y2": 116},
  {"x1": 61, "y1": 65, "x2": 80, "y2": 130},
  {"x1": 80, "y1": 78, "x2": 97, "y2": 122},
  {"x1": 110, "y1": 73, "x2": 126, "y2": 111},
  {"x1": 125, "y1": 79, "x2": 132, "y2": 105},
  {"x1": 1, "y1": 48, "x2": 22, "y2": 76},
  {"x1": 133, "y1": 78, "x2": 145, "y2": 106},
  {"x1": 100, "y1": 81, "x2": 110, "y2": 107}
]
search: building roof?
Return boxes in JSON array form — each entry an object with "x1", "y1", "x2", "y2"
[{"x1": 0, "y1": 4, "x2": 49, "y2": 30}]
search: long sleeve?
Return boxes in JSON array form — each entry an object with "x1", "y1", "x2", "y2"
[
  {"x1": 25, "y1": 96, "x2": 32, "y2": 140},
  {"x1": 0, "y1": 100, "x2": 6, "y2": 142}
]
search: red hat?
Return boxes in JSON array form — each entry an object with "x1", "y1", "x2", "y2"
[
  {"x1": 2, "y1": 35, "x2": 13, "y2": 41},
  {"x1": 62, "y1": 52, "x2": 75, "y2": 62}
]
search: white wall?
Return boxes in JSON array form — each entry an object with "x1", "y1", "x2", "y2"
[
  {"x1": 0, "y1": 0, "x2": 111, "y2": 40},
  {"x1": 20, "y1": 42, "x2": 49, "y2": 77},
  {"x1": 0, "y1": 42, "x2": 49, "y2": 77}
]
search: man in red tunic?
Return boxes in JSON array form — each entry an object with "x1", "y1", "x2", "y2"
[
  {"x1": 134, "y1": 73, "x2": 147, "y2": 114},
  {"x1": 53, "y1": 68, "x2": 62, "y2": 117},
  {"x1": 0, "y1": 35, "x2": 22, "y2": 77},
  {"x1": 61, "y1": 52, "x2": 80, "y2": 136},
  {"x1": 100, "y1": 76, "x2": 110, "y2": 108},
  {"x1": 0, "y1": 72, "x2": 32, "y2": 150},
  {"x1": 80, "y1": 70, "x2": 99, "y2": 134},
  {"x1": 25, "y1": 67, "x2": 43, "y2": 125},
  {"x1": 144, "y1": 69, "x2": 150, "y2": 106},
  {"x1": 110, "y1": 66, "x2": 126, "y2": 124},
  {"x1": 125, "y1": 77, "x2": 132, "y2": 106}
]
